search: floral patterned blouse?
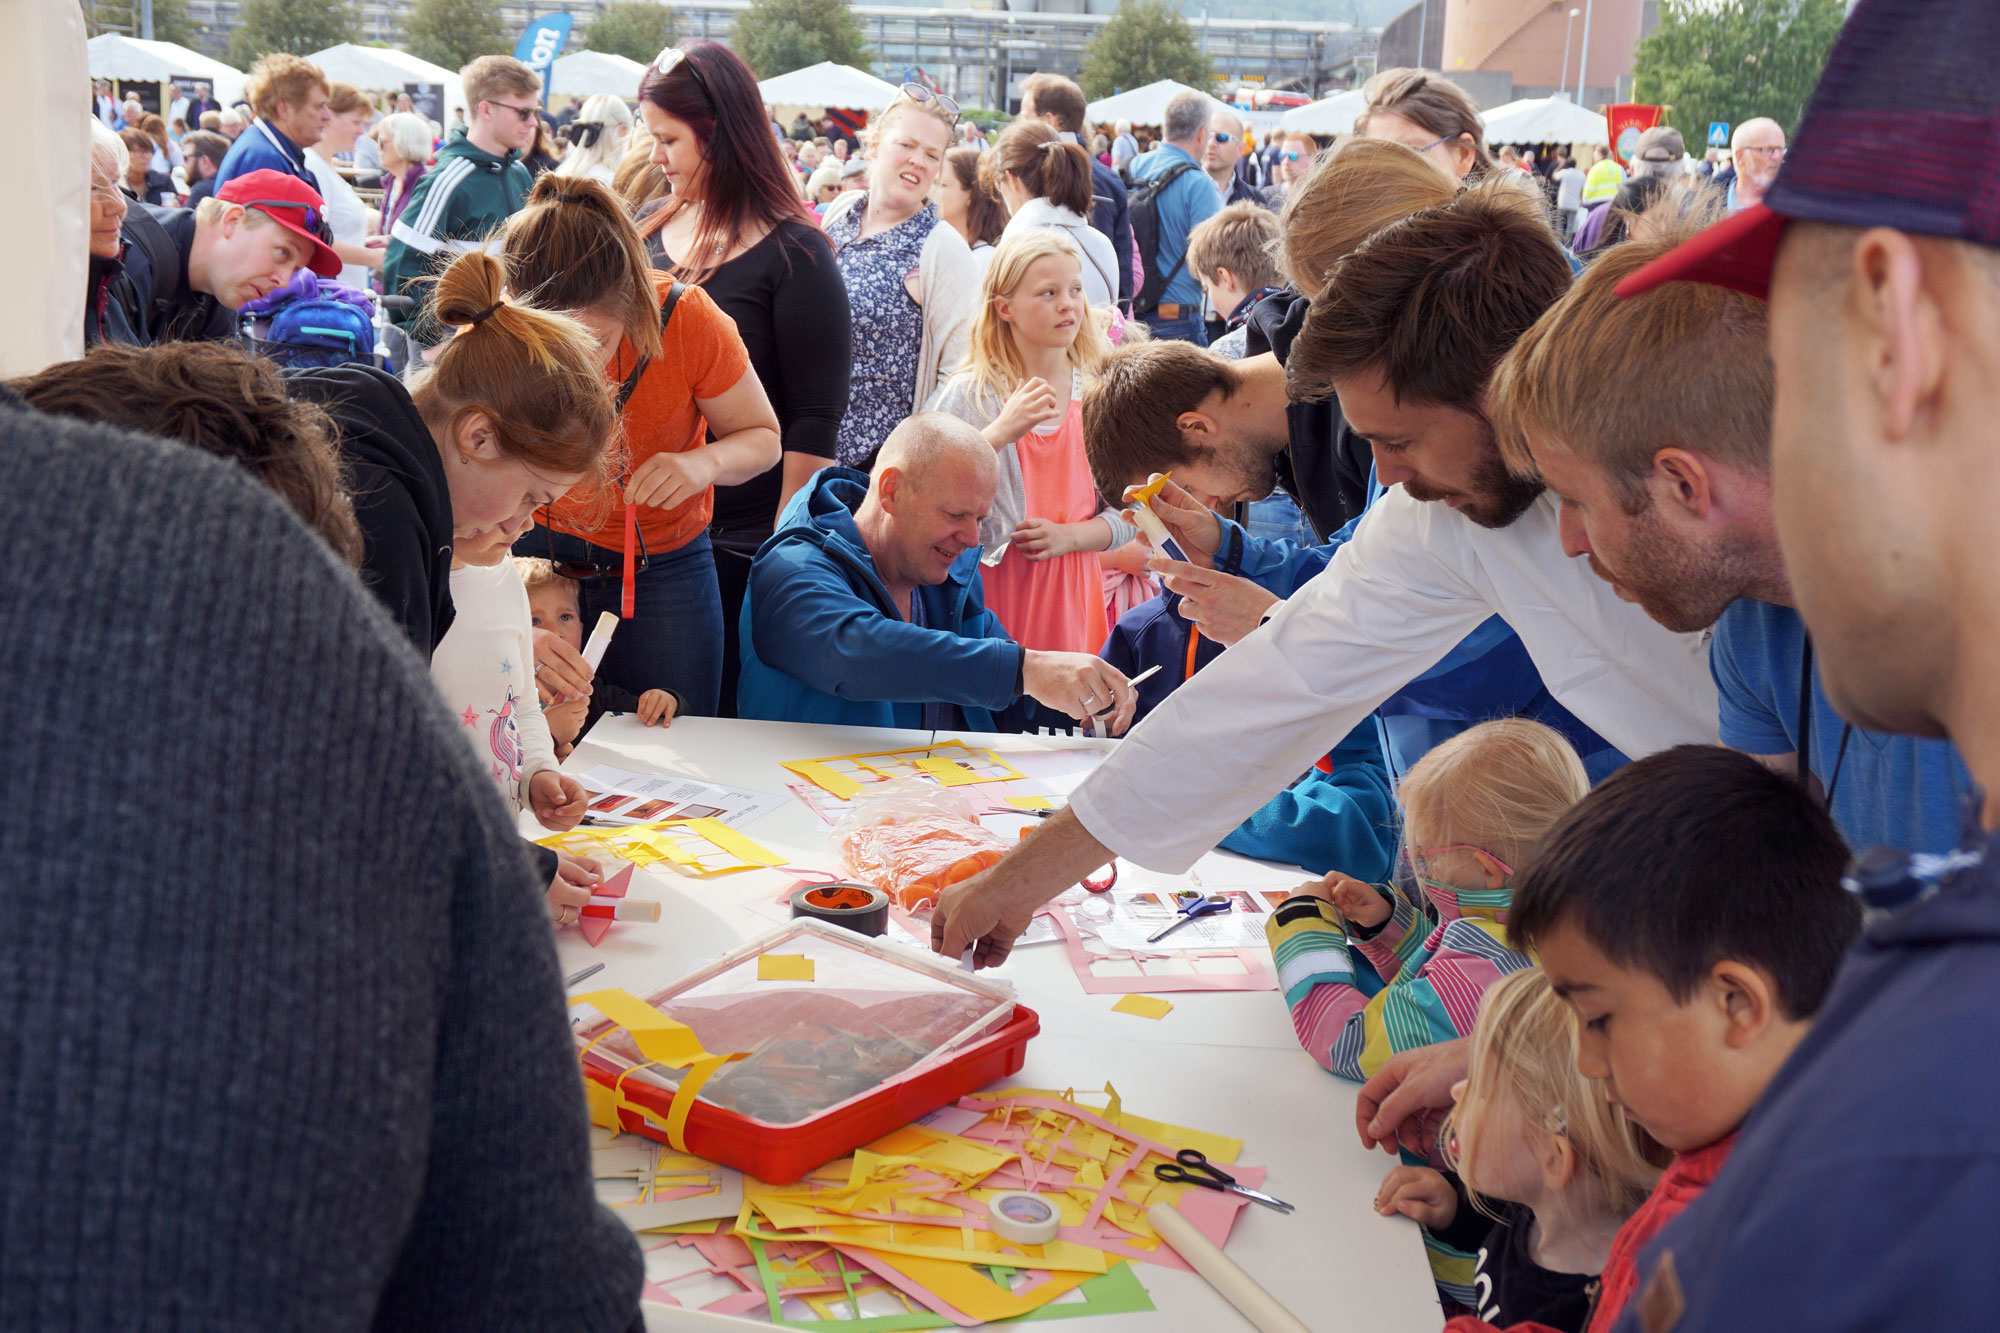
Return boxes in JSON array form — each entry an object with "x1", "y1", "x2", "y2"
[{"x1": 827, "y1": 194, "x2": 938, "y2": 467}]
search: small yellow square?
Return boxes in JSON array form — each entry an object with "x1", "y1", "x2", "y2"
[
  {"x1": 1111, "y1": 994, "x2": 1173, "y2": 1020},
  {"x1": 758, "y1": 954, "x2": 815, "y2": 982}
]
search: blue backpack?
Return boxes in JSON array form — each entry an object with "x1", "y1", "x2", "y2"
[{"x1": 260, "y1": 294, "x2": 375, "y2": 368}]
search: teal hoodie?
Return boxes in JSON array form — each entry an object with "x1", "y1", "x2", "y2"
[{"x1": 382, "y1": 130, "x2": 532, "y2": 337}]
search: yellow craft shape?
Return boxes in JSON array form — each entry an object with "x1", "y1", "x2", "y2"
[
  {"x1": 757, "y1": 953, "x2": 815, "y2": 982},
  {"x1": 1112, "y1": 994, "x2": 1174, "y2": 1020},
  {"x1": 1006, "y1": 795, "x2": 1056, "y2": 810}
]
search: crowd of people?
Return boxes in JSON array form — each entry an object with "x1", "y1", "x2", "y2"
[{"x1": 35, "y1": 0, "x2": 2000, "y2": 1323}]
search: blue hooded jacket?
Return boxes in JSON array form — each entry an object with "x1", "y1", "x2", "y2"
[{"x1": 737, "y1": 469, "x2": 1026, "y2": 731}]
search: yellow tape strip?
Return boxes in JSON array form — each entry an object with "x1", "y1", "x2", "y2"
[{"x1": 665, "y1": 1052, "x2": 743, "y2": 1152}]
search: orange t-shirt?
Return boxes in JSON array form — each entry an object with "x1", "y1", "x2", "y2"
[{"x1": 546, "y1": 273, "x2": 752, "y2": 555}]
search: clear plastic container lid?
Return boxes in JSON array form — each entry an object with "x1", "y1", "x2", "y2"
[{"x1": 577, "y1": 919, "x2": 1016, "y2": 1126}]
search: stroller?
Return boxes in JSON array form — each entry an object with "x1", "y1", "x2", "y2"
[{"x1": 238, "y1": 271, "x2": 416, "y2": 374}]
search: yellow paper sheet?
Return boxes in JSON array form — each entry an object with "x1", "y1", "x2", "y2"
[
  {"x1": 1006, "y1": 795, "x2": 1056, "y2": 810},
  {"x1": 1111, "y1": 995, "x2": 1173, "y2": 1020},
  {"x1": 757, "y1": 953, "x2": 815, "y2": 981}
]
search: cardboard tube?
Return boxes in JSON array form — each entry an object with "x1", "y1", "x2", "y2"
[
  {"x1": 1145, "y1": 1202, "x2": 1311, "y2": 1333},
  {"x1": 582, "y1": 898, "x2": 661, "y2": 922},
  {"x1": 582, "y1": 611, "x2": 619, "y2": 670}
]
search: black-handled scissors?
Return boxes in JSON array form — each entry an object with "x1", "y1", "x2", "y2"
[{"x1": 1152, "y1": 1149, "x2": 1294, "y2": 1213}]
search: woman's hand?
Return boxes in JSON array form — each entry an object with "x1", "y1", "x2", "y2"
[
  {"x1": 627, "y1": 448, "x2": 722, "y2": 513},
  {"x1": 532, "y1": 629, "x2": 593, "y2": 705},
  {"x1": 990, "y1": 377, "x2": 1062, "y2": 443},
  {"x1": 547, "y1": 850, "x2": 601, "y2": 928}
]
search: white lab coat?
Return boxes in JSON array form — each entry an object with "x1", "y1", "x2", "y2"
[{"x1": 1068, "y1": 488, "x2": 1721, "y2": 872}]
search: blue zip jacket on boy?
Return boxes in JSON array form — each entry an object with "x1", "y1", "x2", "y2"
[{"x1": 738, "y1": 469, "x2": 1026, "y2": 731}]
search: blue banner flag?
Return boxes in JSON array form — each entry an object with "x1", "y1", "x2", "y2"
[{"x1": 514, "y1": 14, "x2": 574, "y2": 108}]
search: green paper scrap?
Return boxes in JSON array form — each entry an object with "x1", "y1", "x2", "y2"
[
  {"x1": 1005, "y1": 1262, "x2": 1156, "y2": 1324},
  {"x1": 748, "y1": 1235, "x2": 948, "y2": 1332}
]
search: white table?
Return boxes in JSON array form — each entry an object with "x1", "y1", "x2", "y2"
[{"x1": 537, "y1": 716, "x2": 1437, "y2": 1333}]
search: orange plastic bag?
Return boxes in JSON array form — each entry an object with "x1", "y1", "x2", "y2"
[{"x1": 831, "y1": 781, "x2": 1009, "y2": 912}]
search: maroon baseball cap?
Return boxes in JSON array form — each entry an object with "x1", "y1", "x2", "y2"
[
  {"x1": 214, "y1": 169, "x2": 343, "y2": 278},
  {"x1": 1619, "y1": 0, "x2": 2000, "y2": 302}
]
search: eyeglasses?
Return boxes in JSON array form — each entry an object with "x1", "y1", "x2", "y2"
[
  {"x1": 1738, "y1": 144, "x2": 1786, "y2": 159},
  {"x1": 1416, "y1": 133, "x2": 1464, "y2": 154},
  {"x1": 1407, "y1": 843, "x2": 1515, "y2": 879},
  {"x1": 485, "y1": 100, "x2": 539, "y2": 125},
  {"x1": 899, "y1": 82, "x2": 960, "y2": 126},
  {"x1": 652, "y1": 47, "x2": 715, "y2": 104}
]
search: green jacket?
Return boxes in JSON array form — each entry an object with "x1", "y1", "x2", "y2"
[{"x1": 382, "y1": 130, "x2": 532, "y2": 339}]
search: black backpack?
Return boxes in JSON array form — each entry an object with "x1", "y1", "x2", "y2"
[{"x1": 1125, "y1": 160, "x2": 1199, "y2": 316}]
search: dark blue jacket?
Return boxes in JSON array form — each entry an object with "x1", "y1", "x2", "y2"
[
  {"x1": 1614, "y1": 829, "x2": 2000, "y2": 1332},
  {"x1": 737, "y1": 469, "x2": 1026, "y2": 731},
  {"x1": 213, "y1": 117, "x2": 316, "y2": 192},
  {"x1": 1100, "y1": 590, "x2": 1396, "y2": 881}
]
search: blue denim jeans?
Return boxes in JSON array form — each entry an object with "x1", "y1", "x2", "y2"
[
  {"x1": 1246, "y1": 492, "x2": 1312, "y2": 546},
  {"x1": 1144, "y1": 310, "x2": 1209, "y2": 347},
  {"x1": 518, "y1": 526, "x2": 723, "y2": 717}
]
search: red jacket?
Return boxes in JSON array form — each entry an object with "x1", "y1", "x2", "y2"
[{"x1": 1444, "y1": 1134, "x2": 1738, "y2": 1333}]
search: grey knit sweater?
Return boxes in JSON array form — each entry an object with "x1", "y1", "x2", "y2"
[{"x1": 0, "y1": 395, "x2": 642, "y2": 1329}]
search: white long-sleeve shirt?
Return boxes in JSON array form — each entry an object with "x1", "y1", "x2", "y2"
[
  {"x1": 1068, "y1": 488, "x2": 1720, "y2": 871},
  {"x1": 431, "y1": 560, "x2": 559, "y2": 815},
  {"x1": 1001, "y1": 197, "x2": 1122, "y2": 312}
]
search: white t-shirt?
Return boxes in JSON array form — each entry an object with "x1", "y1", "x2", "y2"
[
  {"x1": 1001, "y1": 197, "x2": 1121, "y2": 311},
  {"x1": 305, "y1": 147, "x2": 374, "y2": 290},
  {"x1": 1068, "y1": 488, "x2": 1721, "y2": 871},
  {"x1": 1555, "y1": 166, "x2": 1588, "y2": 211},
  {"x1": 431, "y1": 560, "x2": 560, "y2": 816}
]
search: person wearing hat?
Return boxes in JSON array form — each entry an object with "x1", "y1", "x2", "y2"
[
  {"x1": 1573, "y1": 126, "x2": 1684, "y2": 253},
  {"x1": 107, "y1": 168, "x2": 341, "y2": 346}
]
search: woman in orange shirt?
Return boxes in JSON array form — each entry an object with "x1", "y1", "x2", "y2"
[{"x1": 504, "y1": 175, "x2": 780, "y2": 715}]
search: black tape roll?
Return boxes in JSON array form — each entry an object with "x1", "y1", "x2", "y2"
[{"x1": 789, "y1": 881, "x2": 890, "y2": 936}]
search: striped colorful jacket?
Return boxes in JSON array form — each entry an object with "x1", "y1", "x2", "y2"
[{"x1": 1265, "y1": 879, "x2": 1532, "y2": 1083}]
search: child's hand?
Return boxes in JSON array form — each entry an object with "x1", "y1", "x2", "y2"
[
  {"x1": 529, "y1": 770, "x2": 588, "y2": 831},
  {"x1": 544, "y1": 694, "x2": 588, "y2": 746},
  {"x1": 1303, "y1": 871, "x2": 1392, "y2": 929},
  {"x1": 1013, "y1": 517, "x2": 1088, "y2": 561},
  {"x1": 992, "y1": 376, "x2": 1062, "y2": 442},
  {"x1": 637, "y1": 689, "x2": 678, "y2": 727},
  {"x1": 1374, "y1": 1165, "x2": 1457, "y2": 1229},
  {"x1": 547, "y1": 850, "x2": 600, "y2": 927}
]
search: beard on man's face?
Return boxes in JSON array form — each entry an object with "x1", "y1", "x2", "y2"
[{"x1": 1402, "y1": 418, "x2": 1544, "y2": 529}]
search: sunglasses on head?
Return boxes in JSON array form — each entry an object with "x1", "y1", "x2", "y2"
[
  {"x1": 242, "y1": 197, "x2": 331, "y2": 242},
  {"x1": 899, "y1": 82, "x2": 960, "y2": 126},
  {"x1": 652, "y1": 46, "x2": 715, "y2": 103}
]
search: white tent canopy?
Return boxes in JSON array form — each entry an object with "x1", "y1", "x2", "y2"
[
  {"x1": 549, "y1": 50, "x2": 648, "y2": 100},
  {"x1": 306, "y1": 44, "x2": 467, "y2": 122},
  {"x1": 758, "y1": 61, "x2": 900, "y2": 113},
  {"x1": 86, "y1": 33, "x2": 245, "y2": 107},
  {"x1": 1085, "y1": 79, "x2": 1230, "y2": 128},
  {"x1": 1480, "y1": 95, "x2": 1608, "y2": 146},
  {"x1": 1280, "y1": 88, "x2": 1368, "y2": 137}
]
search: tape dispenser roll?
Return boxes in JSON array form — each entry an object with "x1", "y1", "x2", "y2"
[
  {"x1": 987, "y1": 1191, "x2": 1060, "y2": 1245},
  {"x1": 789, "y1": 882, "x2": 890, "y2": 937}
]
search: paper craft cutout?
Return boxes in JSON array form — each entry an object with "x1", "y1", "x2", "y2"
[
  {"x1": 594, "y1": 1127, "x2": 746, "y2": 1232},
  {"x1": 758, "y1": 954, "x2": 816, "y2": 982},
  {"x1": 1006, "y1": 796, "x2": 1056, "y2": 811},
  {"x1": 578, "y1": 863, "x2": 637, "y2": 947},
  {"x1": 1111, "y1": 995, "x2": 1173, "y2": 1020},
  {"x1": 1048, "y1": 906, "x2": 1276, "y2": 995},
  {"x1": 782, "y1": 741, "x2": 1028, "y2": 802},
  {"x1": 539, "y1": 817, "x2": 786, "y2": 877}
]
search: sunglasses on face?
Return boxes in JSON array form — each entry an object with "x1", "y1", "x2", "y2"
[
  {"x1": 1211, "y1": 130, "x2": 1236, "y2": 144},
  {"x1": 900, "y1": 82, "x2": 960, "y2": 126},
  {"x1": 1279, "y1": 150, "x2": 1305, "y2": 161},
  {"x1": 486, "y1": 100, "x2": 538, "y2": 125}
]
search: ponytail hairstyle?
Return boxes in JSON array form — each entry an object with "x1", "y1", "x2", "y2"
[
  {"x1": 944, "y1": 146, "x2": 1007, "y2": 247},
  {"x1": 502, "y1": 173, "x2": 663, "y2": 361},
  {"x1": 982, "y1": 119, "x2": 1093, "y2": 217},
  {"x1": 1355, "y1": 67, "x2": 1497, "y2": 180},
  {"x1": 961, "y1": 227, "x2": 1111, "y2": 407},
  {"x1": 636, "y1": 40, "x2": 813, "y2": 283},
  {"x1": 554, "y1": 93, "x2": 632, "y2": 181},
  {"x1": 406, "y1": 250, "x2": 617, "y2": 495}
]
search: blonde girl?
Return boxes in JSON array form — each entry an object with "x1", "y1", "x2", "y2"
[
  {"x1": 927, "y1": 228, "x2": 1142, "y2": 654},
  {"x1": 1375, "y1": 969, "x2": 1663, "y2": 1327},
  {"x1": 554, "y1": 93, "x2": 634, "y2": 186}
]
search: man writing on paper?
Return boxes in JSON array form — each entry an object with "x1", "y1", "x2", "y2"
[
  {"x1": 932, "y1": 181, "x2": 1720, "y2": 968},
  {"x1": 738, "y1": 413, "x2": 1138, "y2": 734}
]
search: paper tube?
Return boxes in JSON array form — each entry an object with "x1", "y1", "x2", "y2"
[{"x1": 1145, "y1": 1202, "x2": 1311, "y2": 1333}]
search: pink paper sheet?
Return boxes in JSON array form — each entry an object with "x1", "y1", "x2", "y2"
[{"x1": 1049, "y1": 905, "x2": 1276, "y2": 993}]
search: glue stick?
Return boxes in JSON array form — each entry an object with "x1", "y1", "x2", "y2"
[
  {"x1": 582, "y1": 611, "x2": 618, "y2": 671},
  {"x1": 1125, "y1": 474, "x2": 1186, "y2": 562}
]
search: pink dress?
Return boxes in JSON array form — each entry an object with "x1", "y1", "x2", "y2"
[{"x1": 979, "y1": 399, "x2": 1110, "y2": 656}]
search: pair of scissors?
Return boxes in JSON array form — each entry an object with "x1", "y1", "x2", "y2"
[
  {"x1": 1153, "y1": 1149, "x2": 1294, "y2": 1213},
  {"x1": 1145, "y1": 892, "x2": 1232, "y2": 942}
]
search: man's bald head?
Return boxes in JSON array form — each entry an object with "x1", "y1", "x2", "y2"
[
  {"x1": 859, "y1": 414, "x2": 999, "y2": 589},
  {"x1": 872, "y1": 413, "x2": 999, "y2": 497}
]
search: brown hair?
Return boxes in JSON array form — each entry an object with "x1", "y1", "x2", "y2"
[
  {"x1": 462, "y1": 55, "x2": 541, "y2": 109},
  {"x1": 118, "y1": 127, "x2": 153, "y2": 180},
  {"x1": 1286, "y1": 179, "x2": 1572, "y2": 412},
  {"x1": 407, "y1": 251, "x2": 617, "y2": 494},
  {"x1": 325, "y1": 81, "x2": 371, "y2": 116},
  {"x1": 1489, "y1": 219, "x2": 1772, "y2": 509},
  {"x1": 1355, "y1": 67, "x2": 1496, "y2": 176},
  {"x1": 181, "y1": 130, "x2": 229, "y2": 169},
  {"x1": 1082, "y1": 341, "x2": 1239, "y2": 501},
  {"x1": 199, "y1": 109, "x2": 222, "y2": 131},
  {"x1": 246, "y1": 53, "x2": 328, "y2": 121},
  {"x1": 7, "y1": 342, "x2": 361, "y2": 567},
  {"x1": 983, "y1": 120, "x2": 1093, "y2": 218},
  {"x1": 944, "y1": 146, "x2": 1007, "y2": 248},
  {"x1": 137, "y1": 113, "x2": 171, "y2": 161},
  {"x1": 1019, "y1": 72, "x2": 1088, "y2": 135},
  {"x1": 502, "y1": 174, "x2": 664, "y2": 361},
  {"x1": 1187, "y1": 201, "x2": 1280, "y2": 292},
  {"x1": 1276, "y1": 136, "x2": 1455, "y2": 297}
]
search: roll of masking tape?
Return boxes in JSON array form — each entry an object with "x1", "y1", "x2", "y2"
[
  {"x1": 987, "y1": 1191, "x2": 1060, "y2": 1245},
  {"x1": 789, "y1": 882, "x2": 890, "y2": 937}
]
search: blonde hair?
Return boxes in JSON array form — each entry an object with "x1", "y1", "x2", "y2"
[
  {"x1": 1276, "y1": 136, "x2": 1455, "y2": 297},
  {"x1": 554, "y1": 93, "x2": 633, "y2": 181},
  {"x1": 193, "y1": 196, "x2": 277, "y2": 229},
  {"x1": 514, "y1": 556, "x2": 577, "y2": 601},
  {"x1": 1444, "y1": 968, "x2": 1664, "y2": 1223},
  {"x1": 960, "y1": 228, "x2": 1112, "y2": 407},
  {"x1": 246, "y1": 53, "x2": 328, "y2": 121},
  {"x1": 613, "y1": 126, "x2": 666, "y2": 212},
  {"x1": 462, "y1": 54, "x2": 541, "y2": 109},
  {"x1": 868, "y1": 93, "x2": 955, "y2": 152},
  {"x1": 1187, "y1": 201, "x2": 1281, "y2": 292},
  {"x1": 1398, "y1": 718, "x2": 1589, "y2": 878},
  {"x1": 90, "y1": 118, "x2": 130, "y2": 190}
]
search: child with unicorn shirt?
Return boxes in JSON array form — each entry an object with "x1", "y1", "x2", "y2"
[{"x1": 927, "y1": 228, "x2": 1150, "y2": 655}]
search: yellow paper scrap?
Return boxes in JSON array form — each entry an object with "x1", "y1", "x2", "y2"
[
  {"x1": 570, "y1": 989, "x2": 708, "y2": 1066},
  {"x1": 1111, "y1": 994, "x2": 1174, "y2": 1020},
  {"x1": 1075, "y1": 1162, "x2": 1106, "y2": 1190},
  {"x1": 1006, "y1": 795, "x2": 1056, "y2": 810},
  {"x1": 757, "y1": 953, "x2": 815, "y2": 982}
]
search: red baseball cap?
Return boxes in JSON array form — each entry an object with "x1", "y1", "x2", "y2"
[{"x1": 214, "y1": 169, "x2": 343, "y2": 278}]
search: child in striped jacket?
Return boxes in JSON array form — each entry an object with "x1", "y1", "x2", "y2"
[{"x1": 1265, "y1": 718, "x2": 1589, "y2": 1084}]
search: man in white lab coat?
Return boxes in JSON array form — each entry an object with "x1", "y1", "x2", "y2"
[{"x1": 932, "y1": 177, "x2": 1721, "y2": 967}]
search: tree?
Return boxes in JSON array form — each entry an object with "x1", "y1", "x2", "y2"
[
  {"x1": 730, "y1": 0, "x2": 870, "y2": 80},
  {"x1": 405, "y1": 0, "x2": 511, "y2": 74},
  {"x1": 1079, "y1": 0, "x2": 1213, "y2": 101},
  {"x1": 585, "y1": 1, "x2": 675, "y2": 65},
  {"x1": 226, "y1": 0, "x2": 358, "y2": 67},
  {"x1": 1632, "y1": 0, "x2": 1845, "y2": 151}
]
